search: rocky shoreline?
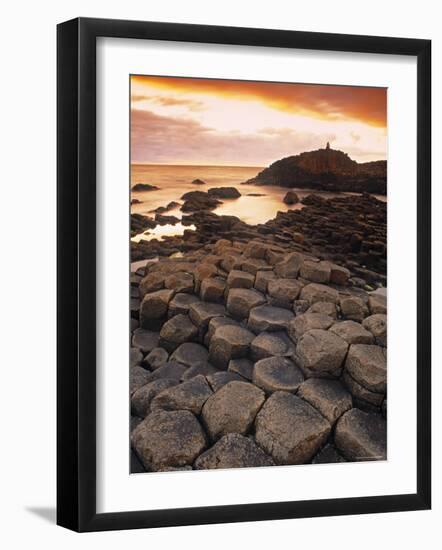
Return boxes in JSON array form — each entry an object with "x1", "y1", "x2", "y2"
[{"x1": 130, "y1": 208, "x2": 387, "y2": 472}]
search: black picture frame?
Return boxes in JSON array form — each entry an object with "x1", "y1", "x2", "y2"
[{"x1": 57, "y1": 17, "x2": 431, "y2": 532}]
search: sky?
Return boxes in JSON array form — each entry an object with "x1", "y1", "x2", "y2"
[{"x1": 131, "y1": 75, "x2": 387, "y2": 166}]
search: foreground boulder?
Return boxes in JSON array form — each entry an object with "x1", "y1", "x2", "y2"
[
  {"x1": 248, "y1": 305, "x2": 294, "y2": 333},
  {"x1": 329, "y1": 320, "x2": 374, "y2": 344},
  {"x1": 159, "y1": 314, "x2": 198, "y2": 351},
  {"x1": 253, "y1": 357, "x2": 304, "y2": 394},
  {"x1": 226, "y1": 288, "x2": 266, "y2": 319},
  {"x1": 362, "y1": 314, "x2": 387, "y2": 346},
  {"x1": 296, "y1": 329, "x2": 348, "y2": 377},
  {"x1": 345, "y1": 344, "x2": 386, "y2": 393},
  {"x1": 300, "y1": 260, "x2": 331, "y2": 284},
  {"x1": 132, "y1": 328, "x2": 160, "y2": 353},
  {"x1": 140, "y1": 289, "x2": 175, "y2": 329},
  {"x1": 335, "y1": 408, "x2": 387, "y2": 461},
  {"x1": 208, "y1": 325, "x2": 255, "y2": 369},
  {"x1": 288, "y1": 313, "x2": 334, "y2": 342},
  {"x1": 131, "y1": 378, "x2": 178, "y2": 417},
  {"x1": 201, "y1": 381, "x2": 265, "y2": 440},
  {"x1": 194, "y1": 434, "x2": 274, "y2": 469},
  {"x1": 297, "y1": 378, "x2": 352, "y2": 424},
  {"x1": 250, "y1": 330, "x2": 294, "y2": 361},
  {"x1": 131, "y1": 410, "x2": 207, "y2": 471},
  {"x1": 299, "y1": 283, "x2": 339, "y2": 305},
  {"x1": 208, "y1": 187, "x2": 241, "y2": 199},
  {"x1": 283, "y1": 191, "x2": 299, "y2": 205},
  {"x1": 255, "y1": 392, "x2": 331, "y2": 464},
  {"x1": 150, "y1": 375, "x2": 213, "y2": 415}
]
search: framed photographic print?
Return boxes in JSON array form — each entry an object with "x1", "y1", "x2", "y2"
[{"x1": 57, "y1": 17, "x2": 431, "y2": 532}]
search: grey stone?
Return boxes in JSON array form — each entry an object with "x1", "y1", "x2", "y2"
[
  {"x1": 329, "y1": 264, "x2": 351, "y2": 286},
  {"x1": 145, "y1": 361, "x2": 188, "y2": 382},
  {"x1": 288, "y1": 313, "x2": 334, "y2": 343},
  {"x1": 299, "y1": 283, "x2": 339, "y2": 305},
  {"x1": 189, "y1": 301, "x2": 226, "y2": 329},
  {"x1": 151, "y1": 375, "x2": 213, "y2": 415},
  {"x1": 345, "y1": 344, "x2": 386, "y2": 393},
  {"x1": 208, "y1": 325, "x2": 255, "y2": 369},
  {"x1": 200, "y1": 277, "x2": 226, "y2": 303},
  {"x1": 164, "y1": 271, "x2": 194, "y2": 293},
  {"x1": 159, "y1": 314, "x2": 198, "y2": 352},
  {"x1": 206, "y1": 371, "x2": 244, "y2": 392},
  {"x1": 143, "y1": 347, "x2": 169, "y2": 370},
  {"x1": 170, "y1": 342, "x2": 209, "y2": 366},
  {"x1": 312, "y1": 444, "x2": 346, "y2": 464},
  {"x1": 293, "y1": 299, "x2": 310, "y2": 316},
  {"x1": 243, "y1": 240, "x2": 269, "y2": 259},
  {"x1": 131, "y1": 378, "x2": 178, "y2": 417},
  {"x1": 201, "y1": 381, "x2": 265, "y2": 440},
  {"x1": 181, "y1": 361, "x2": 218, "y2": 381},
  {"x1": 250, "y1": 331, "x2": 295, "y2": 361},
  {"x1": 342, "y1": 370, "x2": 384, "y2": 407},
  {"x1": 253, "y1": 357, "x2": 304, "y2": 393},
  {"x1": 227, "y1": 270, "x2": 255, "y2": 289},
  {"x1": 242, "y1": 257, "x2": 272, "y2": 275},
  {"x1": 132, "y1": 329, "x2": 160, "y2": 354},
  {"x1": 329, "y1": 320, "x2": 374, "y2": 344},
  {"x1": 254, "y1": 270, "x2": 276, "y2": 293},
  {"x1": 205, "y1": 316, "x2": 239, "y2": 346},
  {"x1": 274, "y1": 252, "x2": 303, "y2": 278},
  {"x1": 168, "y1": 293, "x2": 200, "y2": 317},
  {"x1": 140, "y1": 289, "x2": 175, "y2": 329},
  {"x1": 267, "y1": 278, "x2": 303, "y2": 308},
  {"x1": 300, "y1": 260, "x2": 331, "y2": 283},
  {"x1": 368, "y1": 293, "x2": 387, "y2": 315},
  {"x1": 335, "y1": 408, "x2": 387, "y2": 461},
  {"x1": 130, "y1": 347, "x2": 143, "y2": 368},
  {"x1": 297, "y1": 378, "x2": 352, "y2": 424},
  {"x1": 296, "y1": 329, "x2": 348, "y2": 377},
  {"x1": 339, "y1": 296, "x2": 369, "y2": 322},
  {"x1": 362, "y1": 314, "x2": 387, "y2": 346},
  {"x1": 130, "y1": 366, "x2": 151, "y2": 396},
  {"x1": 226, "y1": 288, "x2": 266, "y2": 320},
  {"x1": 306, "y1": 301, "x2": 338, "y2": 319},
  {"x1": 139, "y1": 272, "x2": 164, "y2": 297},
  {"x1": 248, "y1": 305, "x2": 294, "y2": 334},
  {"x1": 255, "y1": 392, "x2": 331, "y2": 464},
  {"x1": 228, "y1": 358, "x2": 254, "y2": 381},
  {"x1": 194, "y1": 434, "x2": 274, "y2": 470},
  {"x1": 131, "y1": 410, "x2": 206, "y2": 471}
]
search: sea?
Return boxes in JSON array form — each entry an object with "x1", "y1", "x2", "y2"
[{"x1": 130, "y1": 164, "x2": 386, "y2": 244}]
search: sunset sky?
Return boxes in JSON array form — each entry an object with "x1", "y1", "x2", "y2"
[{"x1": 131, "y1": 75, "x2": 387, "y2": 166}]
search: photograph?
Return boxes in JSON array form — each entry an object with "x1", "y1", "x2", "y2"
[{"x1": 129, "y1": 75, "x2": 388, "y2": 473}]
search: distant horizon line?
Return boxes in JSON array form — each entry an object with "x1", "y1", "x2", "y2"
[{"x1": 131, "y1": 162, "x2": 266, "y2": 168}]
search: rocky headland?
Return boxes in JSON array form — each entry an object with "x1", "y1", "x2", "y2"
[{"x1": 244, "y1": 143, "x2": 387, "y2": 195}]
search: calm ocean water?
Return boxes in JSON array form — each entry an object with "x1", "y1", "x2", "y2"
[{"x1": 131, "y1": 164, "x2": 386, "y2": 242}]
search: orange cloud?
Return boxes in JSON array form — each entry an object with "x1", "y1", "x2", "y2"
[{"x1": 131, "y1": 75, "x2": 387, "y2": 128}]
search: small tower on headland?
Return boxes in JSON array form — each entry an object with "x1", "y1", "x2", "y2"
[{"x1": 326, "y1": 141, "x2": 330, "y2": 150}]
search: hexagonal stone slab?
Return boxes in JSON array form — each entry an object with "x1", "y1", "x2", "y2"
[
  {"x1": 143, "y1": 347, "x2": 169, "y2": 370},
  {"x1": 131, "y1": 378, "x2": 178, "y2": 417},
  {"x1": 189, "y1": 301, "x2": 226, "y2": 329},
  {"x1": 226, "y1": 288, "x2": 266, "y2": 320},
  {"x1": 132, "y1": 328, "x2": 160, "y2": 354},
  {"x1": 339, "y1": 295, "x2": 369, "y2": 322},
  {"x1": 342, "y1": 370, "x2": 384, "y2": 407},
  {"x1": 345, "y1": 344, "x2": 386, "y2": 393},
  {"x1": 228, "y1": 358, "x2": 254, "y2": 380},
  {"x1": 267, "y1": 279, "x2": 303, "y2": 308},
  {"x1": 274, "y1": 252, "x2": 303, "y2": 278},
  {"x1": 299, "y1": 283, "x2": 339, "y2": 305},
  {"x1": 362, "y1": 314, "x2": 387, "y2": 346},
  {"x1": 130, "y1": 366, "x2": 151, "y2": 396},
  {"x1": 181, "y1": 361, "x2": 218, "y2": 381},
  {"x1": 206, "y1": 371, "x2": 244, "y2": 392},
  {"x1": 140, "y1": 289, "x2": 175, "y2": 329},
  {"x1": 168, "y1": 293, "x2": 200, "y2": 317},
  {"x1": 164, "y1": 271, "x2": 194, "y2": 293},
  {"x1": 312, "y1": 443, "x2": 346, "y2": 464},
  {"x1": 227, "y1": 269, "x2": 255, "y2": 289},
  {"x1": 145, "y1": 361, "x2": 188, "y2": 383},
  {"x1": 200, "y1": 277, "x2": 226, "y2": 303},
  {"x1": 253, "y1": 357, "x2": 304, "y2": 394},
  {"x1": 170, "y1": 342, "x2": 209, "y2": 366},
  {"x1": 329, "y1": 320, "x2": 374, "y2": 345},
  {"x1": 300, "y1": 260, "x2": 331, "y2": 283},
  {"x1": 248, "y1": 305, "x2": 294, "y2": 334},
  {"x1": 329, "y1": 264, "x2": 351, "y2": 286},
  {"x1": 194, "y1": 434, "x2": 274, "y2": 470},
  {"x1": 131, "y1": 410, "x2": 207, "y2": 471},
  {"x1": 201, "y1": 381, "x2": 265, "y2": 440},
  {"x1": 250, "y1": 331, "x2": 295, "y2": 361},
  {"x1": 130, "y1": 347, "x2": 143, "y2": 368},
  {"x1": 297, "y1": 378, "x2": 352, "y2": 424},
  {"x1": 368, "y1": 293, "x2": 387, "y2": 315},
  {"x1": 151, "y1": 375, "x2": 213, "y2": 415},
  {"x1": 288, "y1": 313, "x2": 334, "y2": 343},
  {"x1": 296, "y1": 329, "x2": 348, "y2": 377},
  {"x1": 306, "y1": 301, "x2": 338, "y2": 319},
  {"x1": 255, "y1": 392, "x2": 331, "y2": 464},
  {"x1": 208, "y1": 325, "x2": 255, "y2": 369},
  {"x1": 159, "y1": 314, "x2": 198, "y2": 352},
  {"x1": 335, "y1": 408, "x2": 386, "y2": 461}
]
